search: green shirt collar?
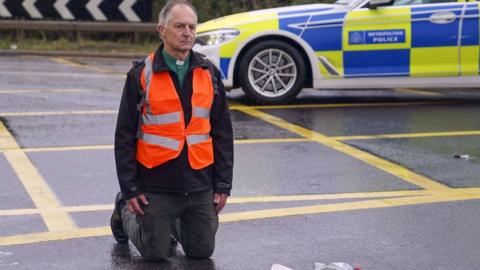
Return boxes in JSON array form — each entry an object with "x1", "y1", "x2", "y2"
[
  {"x1": 161, "y1": 50, "x2": 190, "y2": 69},
  {"x1": 161, "y1": 49, "x2": 190, "y2": 88}
]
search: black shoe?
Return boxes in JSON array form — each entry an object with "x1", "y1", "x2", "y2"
[{"x1": 111, "y1": 192, "x2": 128, "y2": 243}]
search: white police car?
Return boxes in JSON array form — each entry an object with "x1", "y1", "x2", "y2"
[{"x1": 194, "y1": 0, "x2": 480, "y2": 104}]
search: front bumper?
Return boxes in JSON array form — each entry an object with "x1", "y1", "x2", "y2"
[{"x1": 193, "y1": 43, "x2": 233, "y2": 88}]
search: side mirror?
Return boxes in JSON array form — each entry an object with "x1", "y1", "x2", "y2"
[{"x1": 368, "y1": 0, "x2": 394, "y2": 9}]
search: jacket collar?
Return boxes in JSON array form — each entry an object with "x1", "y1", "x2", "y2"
[{"x1": 152, "y1": 45, "x2": 209, "y2": 73}]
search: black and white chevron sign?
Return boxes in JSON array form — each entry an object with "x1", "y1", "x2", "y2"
[{"x1": 0, "y1": 0, "x2": 152, "y2": 22}]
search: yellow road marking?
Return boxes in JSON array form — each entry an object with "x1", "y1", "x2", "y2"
[
  {"x1": 394, "y1": 88, "x2": 443, "y2": 96},
  {"x1": 235, "y1": 105, "x2": 450, "y2": 191},
  {"x1": 7, "y1": 128, "x2": 478, "y2": 153},
  {"x1": 23, "y1": 145, "x2": 114, "y2": 153},
  {"x1": 0, "y1": 110, "x2": 117, "y2": 117},
  {"x1": 0, "y1": 122, "x2": 76, "y2": 231},
  {"x1": 229, "y1": 101, "x2": 454, "y2": 110},
  {"x1": 333, "y1": 130, "x2": 480, "y2": 141},
  {"x1": 0, "y1": 227, "x2": 111, "y2": 246},
  {"x1": 0, "y1": 189, "x2": 436, "y2": 217},
  {"x1": 220, "y1": 188, "x2": 480, "y2": 223},
  {"x1": 1, "y1": 188, "x2": 479, "y2": 246},
  {"x1": 16, "y1": 139, "x2": 310, "y2": 153},
  {"x1": 0, "y1": 205, "x2": 113, "y2": 216},
  {"x1": 228, "y1": 189, "x2": 434, "y2": 203},
  {"x1": 0, "y1": 89, "x2": 99, "y2": 94},
  {"x1": 0, "y1": 100, "x2": 460, "y2": 117},
  {"x1": 50, "y1": 57, "x2": 88, "y2": 69},
  {"x1": 50, "y1": 57, "x2": 124, "y2": 77},
  {"x1": 234, "y1": 138, "x2": 309, "y2": 144}
]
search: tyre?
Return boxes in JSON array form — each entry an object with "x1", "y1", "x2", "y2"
[{"x1": 238, "y1": 40, "x2": 306, "y2": 104}]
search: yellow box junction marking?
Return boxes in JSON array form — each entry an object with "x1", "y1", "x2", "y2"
[
  {"x1": 0, "y1": 100, "x2": 459, "y2": 118},
  {"x1": 22, "y1": 145, "x2": 114, "y2": 153},
  {"x1": 12, "y1": 139, "x2": 309, "y2": 153},
  {"x1": 220, "y1": 188, "x2": 480, "y2": 223},
  {"x1": 0, "y1": 89, "x2": 98, "y2": 94},
  {"x1": 0, "y1": 110, "x2": 117, "y2": 117},
  {"x1": 1, "y1": 188, "x2": 479, "y2": 246},
  {"x1": 233, "y1": 104, "x2": 450, "y2": 191},
  {"x1": 229, "y1": 101, "x2": 456, "y2": 111},
  {"x1": 50, "y1": 57, "x2": 125, "y2": 77},
  {"x1": 332, "y1": 130, "x2": 480, "y2": 141},
  {"x1": 2, "y1": 131, "x2": 478, "y2": 155},
  {"x1": 0, "y1": 189, "x2": 435, "y2": 217},
  {"x1": 0, "y1": 227, "x2": 112, "y2": 247},
  {"x1": 0, "y1": 97, "x2": 475, "y2": 246},
  {"x1": 0, "y1": 122, "x2": 76, "y2": 231}
]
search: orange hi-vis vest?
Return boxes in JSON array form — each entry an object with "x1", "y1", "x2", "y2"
[{"x1": 136, "y1": 53, "x2": 214, "y2": 169}]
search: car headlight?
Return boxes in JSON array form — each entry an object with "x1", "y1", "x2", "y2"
[{"x1": 195, "y1": 29, "x2": 240, "y2": 46}]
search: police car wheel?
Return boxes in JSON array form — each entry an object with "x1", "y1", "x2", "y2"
[{"x1": 239, "y1": 40, "x2": 306, "y2": 104}]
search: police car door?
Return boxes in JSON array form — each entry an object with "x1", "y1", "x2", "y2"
[
  {"x1": 343, "y1": 0, "x2": 462, "y2": 78},
  {"x1": 460, "y1": 1, "x2": 480, "y2": 76}
]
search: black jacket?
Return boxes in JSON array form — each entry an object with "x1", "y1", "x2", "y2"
[{"x1": 114, "y1": 46, "x2": 234, "y2": 200}]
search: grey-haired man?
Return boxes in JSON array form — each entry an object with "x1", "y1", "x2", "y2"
[{"x1": 110, "y1": 0, "x2": 233, "y2": 261}]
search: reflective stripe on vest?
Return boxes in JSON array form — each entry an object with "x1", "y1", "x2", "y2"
[
  {"x1": 193, "y1": 107, "x2": 210, "y2": 119},
  {"x1": 142, "y1": 111, "x2": 181, "y2": 125},
  {"x1": 186, "y1": 134, "x2": 210, "y2": 145},
  {"x1": 136, "y1": 52, "x2": 214, "y2": 169},
  {"x1": 138, "y1": 133, "x2": 180, "y2": 151},
  {"x1": 144, "y1": 55, "x2": 154, "y2": 115}
]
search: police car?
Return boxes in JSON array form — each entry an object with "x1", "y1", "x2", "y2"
[{"x1": 194, "y1": 0, "x2": 480, "y2": 104}]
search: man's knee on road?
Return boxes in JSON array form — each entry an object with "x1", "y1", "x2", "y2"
[
  {"x1": 141, "y1": 247, "x2": 170, "y2": 262},
  {"x1": 138, "y1": 224, "x2": 172, "y2": 261},
  {"x1": 183, "y1": 242, "x2": 215, "y2": 259}
]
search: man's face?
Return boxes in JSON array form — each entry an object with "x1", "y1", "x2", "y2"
[{"x1": 158, "y1": 5, "x2": 197, "y2": 54}]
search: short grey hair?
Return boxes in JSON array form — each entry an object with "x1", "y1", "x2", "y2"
[{"x1": 158, "y1": 0, "x2": 198, "y2": 25}]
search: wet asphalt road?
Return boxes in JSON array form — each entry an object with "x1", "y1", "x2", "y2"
[{"x1": 0, "y1": 55, "x2": 480, "y2": 270}]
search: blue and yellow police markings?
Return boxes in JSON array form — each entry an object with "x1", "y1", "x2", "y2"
[
  {"x1": 299, "y1": 12, "x2": 347, "y2": 78},
  {"x1": 299, "y1": 2, "x2": 479, "y2": 79},
  {"x1": 198, "y1": 1, "x2": 480, "y2": 81},
  {"x1": 198, "y1": 10, "x2": 281, "y2": 80},
  {"x1": 343, "y1": 7, "x2": 411, "y2": 77},
  {"x1": 460, "y1": 2, "x2": 479, "y2": 76},
  {"x1": 279, "y1": 10, "x2": 348, "y2": 78},
  {"x1": 410, "y1": 3, "x2": 464, "y2": 77},
  {"x1": 278, "y1": 8, "x2": 344, "y2": 78},
  {"x1": 220, "y1": 11, "x2": 279, "y2": 80},
  {"x1": 278, "y1": 7, "x2": 335, "y2": 36}
]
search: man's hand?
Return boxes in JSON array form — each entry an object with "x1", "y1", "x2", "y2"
[
  {"x1": 127, "y1": 194, "x2": 149, "y2": 215},
  {"x1": 213, "y1": 193, "x2": 228, "y2": 213}
]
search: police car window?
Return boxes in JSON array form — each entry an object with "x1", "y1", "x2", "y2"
[
  {"x1": 393, "y1": 0, "x2": 456, "y2": 5},
  {"x1": 334, "y1": 0, "x2": 352, "y2": 5}
]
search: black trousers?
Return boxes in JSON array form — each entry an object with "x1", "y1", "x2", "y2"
[{"x1": 121, "y1": 189, "x2": 219, "y2": 261}]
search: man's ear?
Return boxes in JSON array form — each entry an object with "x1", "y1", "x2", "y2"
[{"x1": 157, "y1": 24, "x2": 165, "y2": 36}]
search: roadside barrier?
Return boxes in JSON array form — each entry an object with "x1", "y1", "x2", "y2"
[{"x1": 0, "y1": 20, "x2": 156, "y2": 33}]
